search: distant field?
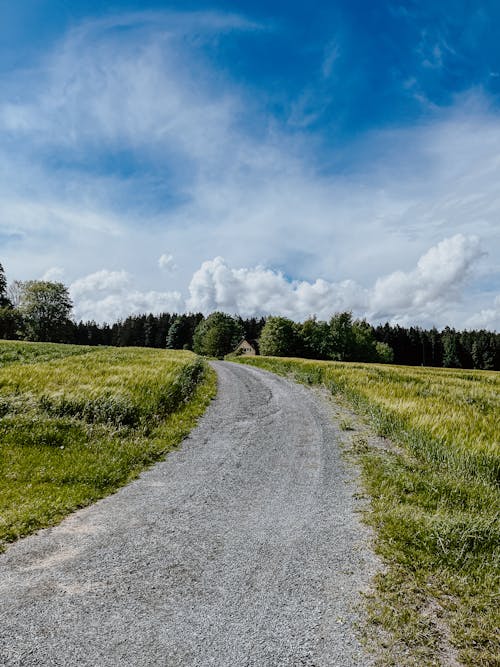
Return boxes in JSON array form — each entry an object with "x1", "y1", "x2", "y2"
[
  {"x1": 0, "y1": 340, "x2": 95, "y2": 366},
  {"x1": 235, "y1": 356, "x2": 500, "y2": 667},
  {"x1": 0, "y1": 341, "x2": 216, "y2": 550}
]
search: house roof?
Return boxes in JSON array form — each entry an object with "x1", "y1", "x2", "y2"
[{"x1": 236, "y1": 338, "x2": 259, "y2": 353}]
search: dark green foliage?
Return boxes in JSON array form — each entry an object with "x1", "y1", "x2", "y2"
[
  {"x1": 329, "y1": 311, "x2": 358, "y2": 360},
  {"x1": 19, "y1": 281, "x2": 73, "y2": 343},
  {"x1": 329, "y1": 312, "x2": 380, "y2": 362},
  {"x1": 373, "y1": 323, "x2": 499, "y2": 370},
  {"x1": 299, "y1": 317, "x2": 332, "y2": 359},
  {"x1": 166, "y1": 314, "x2": 203, "y2": 350},
  {"x1": 193, "y1": 312, "x2": 244, "y2": 358},
  {"x1": 236, "y1": 315, "x2": 266, "y2": 341},
  {"x1": 0, "y1": 307, "x2": 22, "y2": 339},
  {"x1": 350, "y1": 318, "x2": 380, "y2": 362},
  {"x1": 259, "y1": 312, "x2": 388, "y2": 363},
  {"x1": 442, "y1": 327, "x2": 462, "y2": 368},
  {"x1": 259, "y1": 316, "x2": 302, "y2": 356},
  {"x1": 470, "y1": 332, "x2": 496, "y2": 370},
  {"x1": 0, "y1": 263, "x2": 10, "y2": 308},
  {"x1": 0, "y1": 264, "x2": 18, "y2": 338}
]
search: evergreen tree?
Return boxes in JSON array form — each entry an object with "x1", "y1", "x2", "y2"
[
  {"x1": 0, "y1": 263, "x2": 11, "y2": 307},
  {"x1": 442, "y1": 328, "x2": 461, "y2": 368},
  {"x1": 166, "y1": 316, "x2": 190, "y2": 349}
]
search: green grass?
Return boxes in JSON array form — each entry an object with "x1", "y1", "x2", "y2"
[
  {"x1": 0, "y1": 341, "x2": 217, "y2": 550},
  {"x1": 0, "y1": 340, "x2": 95, "y2": 366},
  {"x1": 234, "y1": 356, "x2": 500, "y2": 667}
]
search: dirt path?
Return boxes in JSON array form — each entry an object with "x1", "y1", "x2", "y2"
[{"x1": 0, "y1": 361, "x2": 378, "y2": 666}]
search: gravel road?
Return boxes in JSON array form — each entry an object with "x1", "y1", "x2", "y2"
[{"x1": 0, "y1": 361, "x2": 378, "y2": 666}]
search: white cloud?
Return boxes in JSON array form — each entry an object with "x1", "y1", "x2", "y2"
[
  {"x1": 369, "y1": 234, "x2": 484, "y2": 319},
  {"x1": 69, "y1": 269, "x2": 182, "y2": 321},
  {"x1": 466, "y1": 295, "x2": 500, "y2": 330},
  {"x1": 0, "y1": 13, "x2": 498, "y2": 330},
  {"x1": 66, "y1": 235, "x2": 491, "y2": 327},
  {"x1": 186, "y1": 257, "x2": 368, "y2": 319},
  {"x1": 158, "y1": 253, "x2": 176, "y2": 272},
  {"x1": 172, "y1": 235, "x2": 487, "y2": 325},
  {"x1": 41, "y1": 267, "x2": 65, "y2": 281},
  {"x1": 70, "y1": 270, "x2": 131, "y2": 298}
]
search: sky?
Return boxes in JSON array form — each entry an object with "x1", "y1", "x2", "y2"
[{"x1": 1, "y1": 0, "x2": 499, "y2": 329}]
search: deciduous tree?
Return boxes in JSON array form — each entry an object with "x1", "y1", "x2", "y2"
[
  {"x1": 193, "y1": 312, "x2": 243, "y2": 358},
  {"x1": 259, "y1": 316, "x2": 301, "y2": 357},
  {"x1": 19, "y1": 281, "x2": 73, "y2": 342}
]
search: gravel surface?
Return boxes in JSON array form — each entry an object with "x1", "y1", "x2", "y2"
[{"x1": 0, "y1": 361, "x2": 379, "y2": 666}]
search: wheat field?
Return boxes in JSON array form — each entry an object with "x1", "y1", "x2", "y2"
[{"x1": 0, "y1": 341, "x2": 216, "y2": 550}]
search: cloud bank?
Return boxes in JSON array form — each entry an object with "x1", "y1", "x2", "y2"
[
  {"x1": 68, "y1": 234, "x2": 497, "y2": 330},
  {"x1": 70, "y1": 270, "x2": 182, "y2": 322}
]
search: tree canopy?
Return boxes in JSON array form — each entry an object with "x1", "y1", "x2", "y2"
[
  {"x1": 19, "y1": 281, "x2": 73, "y2": 342},
  {"x1": 259, "y1": 316, "x2": 301, "y2": 357},
  {"x1": 0, "y1": 263, "x2": 11, "y2": 308},
  {"x1": 193, "y1": 312, "x2": 244, "y2": 358}
]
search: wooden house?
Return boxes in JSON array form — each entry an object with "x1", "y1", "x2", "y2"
[{"x1": 234, "y1": 338, "x2": 259, "y2": 356}]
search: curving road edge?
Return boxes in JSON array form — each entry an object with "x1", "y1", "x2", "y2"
[{"x1": 0, "y1": 361, "x2": 379, "y2": 666}]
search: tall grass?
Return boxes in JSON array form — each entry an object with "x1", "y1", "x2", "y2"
[
  {"x1": 0, "y1": 340, "x2": 95, "y2": 366},
  {"x1": 0, "y1": 342, "x2": 216, "y2": 550},
  {"x1": 235, "y1": 356, "x2": 500, "y2": 666}
]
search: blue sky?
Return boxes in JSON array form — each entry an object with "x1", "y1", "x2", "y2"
[{"x1": 1, "y1": 1, "x2": 499, "y2": 327}]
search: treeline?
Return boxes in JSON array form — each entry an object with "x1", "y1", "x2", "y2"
[
  {"x1": 71, "y1": 313, "x2": 500, "y2": 370},
  {"x1": 71, "y1": 313, "x2": 266, "y2": 351},
  {"x1": 257, "y1": 314, "x2": 499, "y2": 370},
  {"x1": 0, "y1": 264, "x2": 498, "y2": 369}
]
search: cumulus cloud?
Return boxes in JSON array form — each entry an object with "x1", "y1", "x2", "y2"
[
  {"x1": 0, "y1": 12, "x2": 498, "y2": 329},
  {"x1": 66, "y1": 235, "x2": 487, "y2": 325},
  {"x1": 41, "y1": 267, "x2": 65, "y2": 282},
  {"x1": 70, "y1": 270, "x2": 131, "y2": 298},
  {"x1": 185, "y1": 235, "x2": 483, "y2": 325},
  {"x1": 466, "y1": 295, "x2": 500, "y2": 331},
  {"x1": 69, "y1": 269, "x2": 182, "y2": 322},
  {"x1": 186, "y1": 257, "x2": 367, "y2": 319},
  {"x1": 158, "y1": 253, "x2": 176, "y2": 272},
  {"x1": 369, "y1": 235, "x2": 484, "y2": 319}
]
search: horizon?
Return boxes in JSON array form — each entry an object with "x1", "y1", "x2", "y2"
[{"x1": 1, "y1": 1, "x2": 499, "y2": 330}]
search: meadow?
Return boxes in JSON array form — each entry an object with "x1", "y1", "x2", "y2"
[
  {"x1": 0, "y1": 341, "x2": 216, "y2": 550},
  {"x1": 235, "y1": 356, "x2": 500, "y2": 667}
]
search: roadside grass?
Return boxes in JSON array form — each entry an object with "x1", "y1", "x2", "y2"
[
  {"x1": 0, "y1": 342, "x2": 217, "y2": 550},
  {"x1": 234, "y1": 356, "x2": 500, "y2": 667}
]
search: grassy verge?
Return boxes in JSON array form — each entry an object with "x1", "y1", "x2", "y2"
[
  {"x1": 234, "y1": 356, "x2": 499, "y2": 667},
  {"x1": 0, "y1": 342, "x2": 217, "y2": 550}
]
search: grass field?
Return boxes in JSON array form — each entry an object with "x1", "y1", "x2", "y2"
[
  {"x1": 235, "y1": 356, "x2": 500, "y2": 667},
  {"x1": 0, "y1": 341, "x2": 216, "y2": 551}
]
